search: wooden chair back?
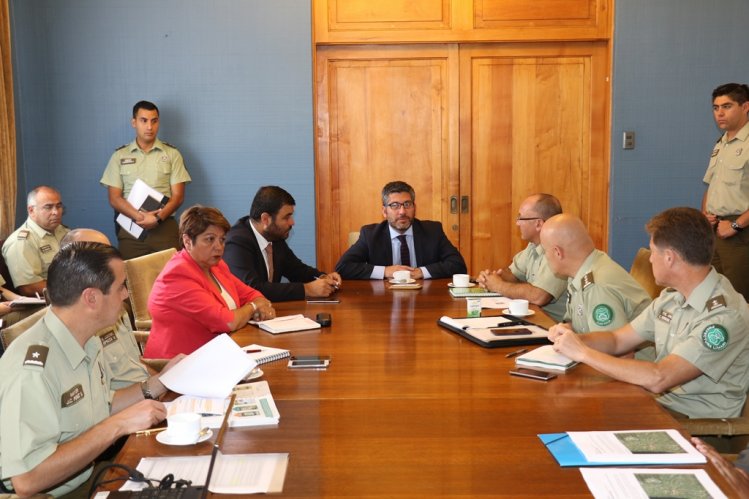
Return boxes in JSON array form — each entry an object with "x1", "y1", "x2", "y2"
[
  {"x1": 124, "y1": 248, "x2": 176, "y2": 330},
  {"x1": 629, "y1": 248, "x2": 664, "y2": 299}
]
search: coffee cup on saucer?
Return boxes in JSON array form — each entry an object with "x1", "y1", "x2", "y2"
[
  {"x1": 508, "y1": 299, "x2": 529, "y2": 316},
  {"x1": 452, "y1": 274, "x2": 470, "y2": 287},
  {"x1": 392, "y1": 270, "x2": 411, "y2": 283},
  {"x1": 165, "y1": 412, "x2": 201, "y2": 445}
]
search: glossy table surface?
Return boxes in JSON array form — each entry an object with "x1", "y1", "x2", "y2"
[{"x1": 107, "y1": 279, "x2": 732, "y2": 497}]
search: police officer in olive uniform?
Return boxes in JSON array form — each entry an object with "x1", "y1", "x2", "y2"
[
  {"x1": 477, "y1": 194, "x2": 568, "y2": 322},
  {"x1": 2, "y1": 185, "x2": 69, "y2": 297},
  {"x1": 0, "y1": 243, "x2": 169, "y2": 497},
  {"x1": 702, "y1": 83, "x2": 749, "y2": 301},
  {"x1": 100, "y1": 100, "x2": 191, "y2": 260},
  {"x1": 540, "y1": 214, "x2": 651, "y2": 333},
  {"x1": 549, "y1": 208, "x2": 749, "y2": 419}
]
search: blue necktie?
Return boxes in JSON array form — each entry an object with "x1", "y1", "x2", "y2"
[{"x1": 397, "y1": 235, "x2": 411, "y2": 267}]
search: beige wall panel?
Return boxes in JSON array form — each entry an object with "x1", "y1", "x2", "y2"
[{"x1": 316, "y1": 46, "x2": 459, "y2": 272}]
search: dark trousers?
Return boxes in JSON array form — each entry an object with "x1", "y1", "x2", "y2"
[
  {"x1": 117, "y1": 217, "x2": 179, "y2": 260},
  {"x1": 713, "y1": 224, "x2": 749, "y2": 302}
]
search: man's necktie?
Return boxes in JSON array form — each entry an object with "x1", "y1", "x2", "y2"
[
  {"x1": 397, "y1": 235, "x2": 411, "y2": 267},
  {"x1": 266, "y1": 242, "x2": 274, "y2": 281}
]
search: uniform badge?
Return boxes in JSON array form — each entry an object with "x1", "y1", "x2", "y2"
[
  {"x1": 160, "y1": 154, "x2": 169, "y2": 162},
  {"x1": 120, "y1": 157, "x2": 136, "y2": 165},
  {"x1": 581, "y1": 272, "x2": 594, "y2": 291},
  {"x1": 61, "y1": 384, "x2": 85, "y2": 407},
  {"x1": 707, "y1": 295, "x2": 727, "y2": 312},
  {"x1": 17, "y1": 229, "x2": 29, "y2": 240},
  {"x1": 711, "y1": 148, "x2": 719, "y2": 157},
  {"x1": 23, "y1": 345, "x2": 48, "y2": 368},
  {"x1": 701, "y1": 324, "x2": 728, "y2": 351},
  {"x1": 40, "y1": 244, "x2": 52, "y2": 253},
  {"x1": 657, "y1": 310, "x2": 672, "y2": 323},
  {"x1": 100, "y1": 330, "x2": 118, "y2": 347},
  {"x1": 592, "y1": 304, "x2": 614, "y2": 326},
  {"x1": 576, "y1": 304, "x2": 584, "y2": 317},
  {"x1": 737, "y1": 148, "x2": 743, "y2": 156}
]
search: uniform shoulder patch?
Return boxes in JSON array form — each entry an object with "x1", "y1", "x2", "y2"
[
  {"x1": 702, "y1": 324, "x2": 729, "y2": 351},
  {"x1": 162, "y1": 141, "x2": 177, "y2": 149},
  {"x1": 115, "y1": 143, "x2": 127, "y2": 151},
  {"x1": 581, "y1": 272, "x2": 595, "y2": 290},
  {"x1": 16, "y1": 229, "x2": 29, "y2": 240},
  {"x1": 711, "y1": 147, "x2": 720, "y2": 157},
  {"x1": 706, "y1": 295, "x2": 727, "y2": 312},
  {"x1": 23, "y1": 344, "x2": 49, "y2": 368},
  {"x1": 592, "y1": 304, "x2": 614, "y2": 326}
]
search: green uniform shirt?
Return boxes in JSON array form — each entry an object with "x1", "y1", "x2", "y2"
[
  {"x1": 1, "y1": 218, "x2": 70, "y2": 287},
  {"x1": 509, "y1": 243, "x2": 568, "y2": 322},
  {"x1": 0, "y1": 309, "x2": 111, "y2": 495},
  {"x1": 630, "y1": 268, "x2": 749, "y2": 418},
  {"x1": 100, "y1": 138, "x2": 191, "y2": 199},
  {"x1": 565, "y1": 249, "x2": 651, "y2": 333},
  {"x1": 97, "y1": 309, "x2": 148, "y2": 393},
  {"x1": 704, "y1": 121, "x2": 749, "y2": 216}
]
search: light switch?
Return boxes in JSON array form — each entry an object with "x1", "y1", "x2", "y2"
[{"x1": 623, "y1": 131, "x2": 635, "y2": 150}]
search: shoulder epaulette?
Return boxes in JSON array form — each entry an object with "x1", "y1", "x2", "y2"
[
  {"x1": 581, "y1": 272, "x2": 595, "y2": 290},
  {"x1": 707, "y1": 295, "x2": 727, "y2": 312},
  {"x1": 23, "y1": 344, "x2": 49, "y2": 368},
  {"x1": 716, "y1": 135, "x2": 722, "y2": 144},
  {"x1": 16, "y1": 229, "x2": 30, "y2": 240},
  {"x1": 115, "y1": 143, "x2": 127, "y2": 151},
  {"x1": 162, "y1": 141, "x2": 177, "y2": 149}
]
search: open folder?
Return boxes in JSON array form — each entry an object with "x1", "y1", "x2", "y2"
[{"x1": 438, "y1": 315, "x2": 549, "y2": 348}]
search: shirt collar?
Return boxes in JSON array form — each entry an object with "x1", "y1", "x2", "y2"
[
  {"x1": 25, "y1": 217, "x2": 58, "y2": 238},
  {"x1": 249, "y1": 219, "x2": 271, "y2": 251},
  {"x1": 680, "y1": 267, "x2": 722, "y2": 310},
  {"x1": 129, "y1": 138, "x2": 165, "y2": 153},
  {"x1": 44, "y1": 308, "x2": 101, "y2": 370},
  {"x1": 569, "y1": 249, "x2": 601, "y2": 291},
  {"x1": 389, "y1": 225, "x2": 414, "y2": 240}
]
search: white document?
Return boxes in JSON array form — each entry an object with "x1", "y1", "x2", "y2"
[
  {"x1": 115, "y1": 178, "x2": 167, "y2": 239},
  {"x1": 515, "y1": 345, "x2": 578, "y2": 372},
  {"x1": 580, "y1": 468, "x2": 726, "y2": 499},
  {"x1": 252, "y1": 314, "x2": 321, "y2": 334},
  {"x1": 158, "y1": 334, "x2": 257, "y2": 398},
  {"x1": 568, "y1": 429, "x2": 706, "y2": 464},
  {"x1": 118, "y1": 452, "x2": 289, "y2": 493}
]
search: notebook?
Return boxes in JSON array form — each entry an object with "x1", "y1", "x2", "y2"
[
  {"x1": 515, "y1": 345, "x2": 578, "y2": 372},
  {"x1": 449, "y1": 287, "x2": 501, "y2": 298},
  {"x1": 242, "y1": 344, "x2": 291, "y2": 364},
  {"x1": 253, "y1": 314, "x2": 321, "y2": 334}
]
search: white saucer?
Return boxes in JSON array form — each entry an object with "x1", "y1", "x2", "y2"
[
  {"x1": 448, "y1": 282, "x2": 476, "y2": 288},
  {"x1": 502, "y1": 309, "x2": 535, "y2": 317},
  {"x1": 156, "y1": 429, "x2": 212, "y2": 446},
  {"x1": 389, "y1": 278, "x2": 416, "y2": 284},
  {"x1": 243, "y1": 367, "x2": 264, "y2": 381}
]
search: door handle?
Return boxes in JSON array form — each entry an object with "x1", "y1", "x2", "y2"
[
  {"x1": 461, "y1": 196, "x2": 469, "y2": 214},
  {"x1": 450, "y1": 196, "x2": 458, "y2": 214}
]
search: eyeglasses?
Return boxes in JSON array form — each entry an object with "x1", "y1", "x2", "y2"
[
  {"x1": 35, "y1": 203, "x2": 65, "y2": 213},
  {"x1": 516, "y1": 216, "x2": 541, "y2": 222},
  {"x1": 385, "y1": 201, "x2": 414, "y2": 210}
]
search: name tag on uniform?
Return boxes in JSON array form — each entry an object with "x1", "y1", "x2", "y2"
[
  {"x1": 120, "y1": 157, "x2": 136, "y2": 165},
  {"x1": 40, "y1": 244, "x2": 53, "y2": 254},
  {"x1": 61, "y1": 384, "x2": 85, "y2": 408},
  {"x1": 658, "y1": 310, "x2": 672, "y2": 323},
  {"x1": 100, "y1": 330, "x2": 118, "y2": 347}
]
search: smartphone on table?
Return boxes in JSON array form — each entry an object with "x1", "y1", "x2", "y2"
[
  {"x1": 288, "y1": 356, "x2": 331, "y2": 369},
  {"x1": 509, "y1": 367, "x2": 557, "y2": 381}
]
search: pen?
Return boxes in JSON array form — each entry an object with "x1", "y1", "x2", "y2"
[
  {"x1": 135, "y1": 427, "x2": 167, "y2": 436},
  {"x1": 245, "y1": 349, "x2": 262, "y2": 353},
  {"x1": 505, "y1": 348, "x2": 528, "y2": 358},
  {"x1": 494, "y1": 321, "x2": 526, "y2": 328}
]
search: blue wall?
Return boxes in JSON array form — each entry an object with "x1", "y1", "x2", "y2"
[
  {"x1": 9, "y1": 0, "x2": 315, "y2": 262},
  {"x1": 10, "y1": 1, "x2": 749, "y2": 268},
  {"x1": 609, "y1": 0, "x2": 749, "y2": 267}
]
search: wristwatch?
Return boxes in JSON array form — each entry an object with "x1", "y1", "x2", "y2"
[
  {"x1": 141, "y1": 378, "x2": 156, "y2": 400},
  {"x1": 731, "y1": 221, "x2": 743, "y2": 232}
]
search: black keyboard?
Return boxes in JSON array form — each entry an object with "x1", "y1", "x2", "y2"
[{"x1": 107, "y1": 486, "x2": 203, "y2": 499}]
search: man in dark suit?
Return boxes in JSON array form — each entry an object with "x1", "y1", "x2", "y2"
[
  {"x1": 224, "y1": 186, "x2": 342, "y2": 302},
  {"x1": 336, "y1": 181, "x2": 467, "y2": 280}
]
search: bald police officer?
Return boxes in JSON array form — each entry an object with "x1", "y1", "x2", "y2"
[
  {"x1": 549, "y1": 207, "x2": 749, "y2": 419},
  {"x1": 100, "y1": 100, "x2": 191, "y2": 259},
  {"x1": 2, "y1": 185, "x2": 70, "y2": 297}
]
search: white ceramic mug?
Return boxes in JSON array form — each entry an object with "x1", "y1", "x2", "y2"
[
  {"x1": 509, "y1": 299, "x2": 529, "y2": 316},
  {"x1": 165, "y1": 412, "x2": 201, "y2": 444},
  {"x1": 452, "y1": 274, "x2": 470, "y2": 287},
  {"x1": 393, "y1": 270, "x2": 411, "y2": 282}
]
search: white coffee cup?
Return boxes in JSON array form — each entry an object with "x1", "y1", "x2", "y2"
[
  {"x1": 393, "y1": 270, "x2": 411, "y2": 282},
  {"x1": 509, "y1": 299, "x2": 529, "y2": 316},
  {"x1": 452, "y1": 274, "x2": 470, "y2": 287},
  {"x1": 165, "y1": 412, "x2": 201, "y2": 444}
]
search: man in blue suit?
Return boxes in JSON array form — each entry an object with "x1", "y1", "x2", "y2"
[{"x1": 336, "y1": 181, "x2": 467, "y2": 280}]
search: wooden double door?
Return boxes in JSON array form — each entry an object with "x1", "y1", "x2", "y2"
[{"x1": 314, "y1": 42, "x2": 610, "y2": 274}]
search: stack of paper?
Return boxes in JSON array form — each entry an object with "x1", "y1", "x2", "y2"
[
  {"x1": 515, "y1": 345, "x2": 578, "y2": 372},
  {"x1": 253, "y1": 314, "x2": 321, "y2": 334},
  {"x1": 580, "y1": 468, "x2": 726, "y2": 499},
  {"x1": 167, "y1": 380, "x2": 280, "y2": 428}
]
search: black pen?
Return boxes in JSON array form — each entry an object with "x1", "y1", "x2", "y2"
[
  {"x1": 505, "y1": 348, "x2": 528, "y2": 358},
  {"x1": 495, "y1": 320, "x2": 526, "y2": 328}
]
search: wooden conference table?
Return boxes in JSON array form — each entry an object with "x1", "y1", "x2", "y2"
[{"x1": 109, "y1": 279, "x2": 732, "y2": 497}]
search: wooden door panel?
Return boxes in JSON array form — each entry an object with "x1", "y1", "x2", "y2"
[
  {"x1": 460, "y1": 43, "x2": 608, "y2": 273},
  {"x1": 316, "y1": 45, "x2": 459, "y2": 272}
]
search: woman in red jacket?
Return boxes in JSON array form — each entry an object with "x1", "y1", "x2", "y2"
[{"x1": 144, "y1": 205, "x2": 275, "y2": 358}]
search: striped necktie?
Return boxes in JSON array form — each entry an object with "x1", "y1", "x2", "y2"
[{"x1": 397, "y1": 235, "x2": 411, "y2": 267}]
